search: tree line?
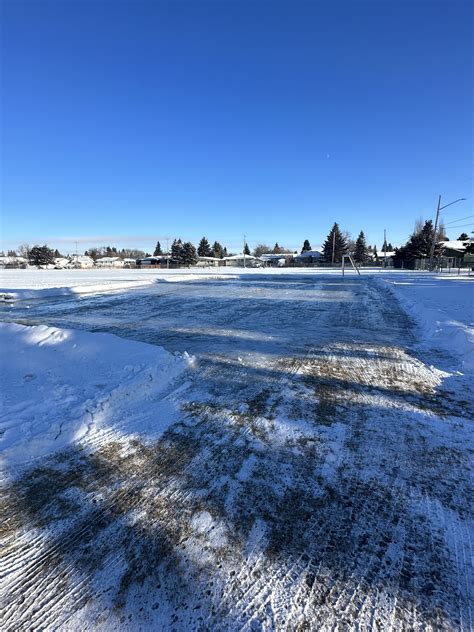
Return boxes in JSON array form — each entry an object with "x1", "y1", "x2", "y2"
[{"x1": 7, "y1": 224, "x2": 471, "y2": 268}]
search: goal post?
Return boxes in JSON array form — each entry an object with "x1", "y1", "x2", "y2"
[{"x1": 342, "y1": 254, "x2": 361, "y2": 276}]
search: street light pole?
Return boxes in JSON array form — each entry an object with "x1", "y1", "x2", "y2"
[{"x1": 429, "y1": 196, "x2": 466, "y2": 270}]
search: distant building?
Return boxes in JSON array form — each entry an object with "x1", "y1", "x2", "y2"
[
  {"x1": 95, "y1": 257, "x2": 124, "y2": 268},
  {"x1": 223, "y1": 254, "x2": 260, "y2": 267},
  {"x1": 259, "y1": 253, "x2": 292, "y2": 267},
  {"x1": 0, "y1": 256, "x2": 28, "y2": 269},
  {"x1": 294, "y1": 249, "x2": 323, "y2": 265},
  {"x1": 138, "y1": 256, "x2": 170, "y2": 268},
  {"x1": 378, "y1": 251, "x2": 396, "y2": 266},
  {"x1": 69, "y1": 255, "x2": 95, "y2": 268},
  {"x1": 196, "y1": 256, "x2": 224, "y2": 267}
]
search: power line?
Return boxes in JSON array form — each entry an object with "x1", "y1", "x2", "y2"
[
  {"x1": 446, "y1": 223, "x2": 474, "y2": 230},
  {"x1": 444, "y1": 214, "x2": 474, "y2": 226}
]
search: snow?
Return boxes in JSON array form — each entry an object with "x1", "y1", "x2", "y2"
[
  {"x1": 441, "y1": 240, "x2": 471, "y2": 251},
  {"x1": 0, "y1": 268, "x2": 239, "y2": 300},
  {"x1": 378, "y1": 273, "x2": 474, "y2": 371},
  {"x1": 1, "y1": 270, "x2": 473, "y2": 630},
  {"x1": 0, "y1": 322, "x2": 187, "y2": 471}
]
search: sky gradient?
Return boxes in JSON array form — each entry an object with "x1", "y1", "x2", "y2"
[{"x1": 1, "y1": 0, "x2": 472, "y2": 254}]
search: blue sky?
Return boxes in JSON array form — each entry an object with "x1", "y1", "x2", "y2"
[{"x1": 1, "y1": 0, "x2": 472, "y2": 254}]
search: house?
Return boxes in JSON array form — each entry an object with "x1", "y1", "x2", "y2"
[
  {"x1": 95, "y1": 257, "x2": 124, "y2": 268},
  {"x1": 439, "y1": 239, "x2": 473, "y2": 268},
  {"x1": 122, "y1": 258, "x2": 137, "y2": 268},
  {"x1": 54, "y1": 257, "x2": 72, "y2": 269},
  {"x1": 0, "y1": 256, "x2": 28, "y2": 269},
  {"x1": 439, "y1": 240, "x2": 468, "y2": 258},
  {"x1": 138, "y1": 256, "x2": 170, "y2": 268},
  {"x1": 69, "y1": 255, "x2": 95, "y2": 268},
  {"x1": 223, "y1": 254, "x2": 260, "y2": 267},
  {"x1": 378, "y1": 251, "x2": 396, "y2": 266},
  {"x1": 294, "y1": 249, "x2": 323, "y2": 265},
  {"x1": 196, "y1": 256, "x2": 224, "y2": 267},
  {"x1": 259, "y1": 253, "x2": 292, "y2": 267}
]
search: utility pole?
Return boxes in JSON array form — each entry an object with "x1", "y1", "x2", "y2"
[
  {"x1": 428, "y1": 195, "x2": 466, "y2": 270},
  {"x1": 331, "y1": 231, "x2": 336, "y2": 265},
  {"x1": 243, "y1": 234, "x2": 247, "y2": 268},
  {"x1": 166, "y1": 237, "x2": 169, "y2": 269},
  {"x1": 383, "y1": 229, "x2": 387, "y2": 268},
  {"x1": 428, "y1": 195, "x2": 442, "y2": 271}
]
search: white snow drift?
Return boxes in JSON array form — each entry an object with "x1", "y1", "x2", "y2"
[{"x1": 0, "y1": 323, "x2": 189, "y2": 471}]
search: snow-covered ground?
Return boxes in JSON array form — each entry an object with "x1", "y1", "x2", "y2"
[
  {"x1": 0, "y1": 268, "x2": 241, "y2": 300},
  {"x1": 0, "y1": 272, "x2": 473, "y2": 630},
  {"x1": 377, "y1": 273, "x2": 474, "y2": 371},
  {"x1": 0, "y1": 323, "x2": 188, "y2": 469}
]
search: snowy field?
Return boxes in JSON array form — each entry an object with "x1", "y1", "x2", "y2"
[{"x1": 0, "y1": 271, "x2": 473, "y2": 630}]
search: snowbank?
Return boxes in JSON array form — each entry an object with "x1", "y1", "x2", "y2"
[
  {"x1": 0, "y1": 269, "x2": 240, "y2": 300},
  {"x1": 377, "y1": 275, "x2": 474, "y2": 371},
  {"x1": 0, "y1": 323, "x2": 189, "y2": 470}
]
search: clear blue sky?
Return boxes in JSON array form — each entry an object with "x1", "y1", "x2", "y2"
[{"x1": 1, "y1": 0, "x2": 472, "y2": 254}]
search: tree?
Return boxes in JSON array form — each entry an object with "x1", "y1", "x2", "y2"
[
  {"x1": 253, "y1": 244, "x2": 271, "y2": 257},
  {"x1": 211, "y1": 241, "x2": 224, "y2": 258},
  {"x1": 387, "y1": 242, "x2": 393, "y2": 251},
  {"x1": 171, "y1": 239, "x2": 183, "y2": 263},
  {"x1": 301, "y1": 239, "x2": 311, "y2": 253},
  {"x1": 87, "y1": 248, "x2": 101, "y2": 261},
  {"x1": 7, "y1": 249, "x2": 17, "y2": 257},
  {"x1": 458, "y1": 232, "x2": 469, "y2": 241},
  {"x1": 198, "y1": 237, "x2": 212, "y2": 257},
  {"x1": 393, "y1": 220, "x2": 440, "y2": 269},
  {"x1": 29, "y1": 245, "x2": 55, "y2": 266},
  {"x1": 18, "y1": 243, "x2": 30, "y2": 259},
  {"x1": 244, "y1": 242, "x2": 251, "y2": 256},
  {"x1": 354, "y1": 231, "x2": 369, "y2": 264},
  {"x1": 437, "y1": 220, "x2": 448, "y2": 241},
  {"x1": 373, "y1": 245, "x2": 379, "y2": 263},
  {"x1": 272, "y1": 242, "x2": 284, "y2": 254},
  {"x1": 322, "y1": 223, "x2": 348, "y2": 263},
  {"x1": 53, "y1": 249, "x2": 62, "y2": 258},
  {"x1": 182, "y1": 241, "x2": 197, "y2": 266},
  {"x1": 153, "y1": 241, "x2": 163, "y2": 256}
]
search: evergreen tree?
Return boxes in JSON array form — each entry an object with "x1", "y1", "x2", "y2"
[
  {"x1": 171, "y1": 239, "x2": 183, "y2": 263},
  {"x1": 244, "y1": 242, "x2": 251, "y2": 256},
  {"x1": 354, "y1": 231, "x2": 369, "y2": 264},
  {"x1": 223, "y1": 247, "x2": 228, "y2": 257},
  {"x1": 387, "y1": 242, "x2": 393, "y2": 251},
  {"x1": 322, "y1": 223, "x2": 347, "y2": 263},
  {"x1": 7, "y1": 249, "x2": 17, "y2": 257},
  {"x1": 198, "y1": 237, "x2": 212, "y2": 257},
  {"x1": 393, "y1": 220, "x2": 439, "y2": 269},
  {"x1": 182, "y1": 242, "x2": 198, "y2": 266},
  {"x1": 153, "y1": 241, "x2": 163, "y2": 256},
  {"x1": 301, "y1": 239, "x2": 311, "y2": 253},
  {"x1": 53, "y1": 249, "x2": 61, "y2": 258},
  {"x1": 29, "y1": 245, "x2": 55, "y2": 266},
  {"x1": 373, "y1": 245, "x2": 379, "y2": 262},
  {"x1": 211, "y1": 241, "x2": 224, "y2": 258},
  {"x1": 458, "y1": 232, "x2": 469, "y2": 241}
]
